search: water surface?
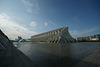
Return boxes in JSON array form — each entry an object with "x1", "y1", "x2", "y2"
[{"x1": 13, "y1": 42, "x2": 100, "y2": 67}]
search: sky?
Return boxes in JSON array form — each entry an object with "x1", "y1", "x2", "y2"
[{"x1": 0, "y1": 0, "x2": 100, "y2": 39}]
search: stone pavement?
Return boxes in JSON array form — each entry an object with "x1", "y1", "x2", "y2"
[
  {"x1": 0, "y1": 43, "x2": 36, "y2": 67},
  {"x1": 75, "y1": 46, "x2": 100, "y2": 67},
  {"x1": 0, "y1": 30, "x2": 36, "y2": 67}
]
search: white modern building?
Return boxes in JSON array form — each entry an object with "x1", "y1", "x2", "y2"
[{"x1": 30, "y1": 27, "x2": 76, "y2": 43}]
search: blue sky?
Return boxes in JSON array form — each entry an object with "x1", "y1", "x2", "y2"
[{"x1": 0, "y1": 0, "x2": 100, "y2": 39}]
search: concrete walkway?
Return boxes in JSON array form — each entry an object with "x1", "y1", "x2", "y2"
[
  {"x1": 75, "y1": 46, "x2": 100, "y2": 67},
  {"x1": 0, "y1": 29, "x2": 36, "y2": 67},
  {"x1": 0, "y1": 43, "x2": 36, "y2": 67}
]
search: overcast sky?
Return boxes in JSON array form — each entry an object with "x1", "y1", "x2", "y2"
[{"x1": 0, "y1": 0, "x2": 100, "y2": 39}]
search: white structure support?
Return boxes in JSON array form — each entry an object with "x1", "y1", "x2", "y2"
[{"x1": 30, "y1": 27, "x2": 76, "y2": 43}]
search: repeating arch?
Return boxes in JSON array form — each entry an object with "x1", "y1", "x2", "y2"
[{"x1": 30, "y1": 27, "x2": 76, "y2": 43}]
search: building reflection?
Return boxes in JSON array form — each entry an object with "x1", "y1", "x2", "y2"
[{"x1": 31, "y1": 43, "x2": 71, "y2": 57}]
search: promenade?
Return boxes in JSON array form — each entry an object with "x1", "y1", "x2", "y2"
[
  {"x1": 75, "y1": 46, "x2": 100, "y2": 67},
  {"x1": 0, "y1": 30, "x2": 35, "y2": 67},
  {"x1": 0, "y1": 43, "x2": 36, "y2": 67}
]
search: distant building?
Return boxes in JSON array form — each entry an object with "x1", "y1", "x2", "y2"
[
  {"x1": 11, "y1": 36, "x2": 22, "y2": 42},
  {"x1": 76, "y1": 34, "x2": 100, "y2": 42},
  {"x1": 90, "y1": 38, "x2": 99, "y2": 41},
  {"x1": 76, "y1": 36, "x2": 90, "y2": 42},
  {"x1": 94, "y1": 34, "x2": 100, "y2": 40},
  {"x1": 19, "y1": 39, "x2": 30, "y2": 42},
  {"x1": 30, "y1": 27, "x2": 76, "y2": 43}
]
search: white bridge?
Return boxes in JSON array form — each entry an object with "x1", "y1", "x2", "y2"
[{"x1": 30, "y1": 27, "x2": 76, "y2": 43}]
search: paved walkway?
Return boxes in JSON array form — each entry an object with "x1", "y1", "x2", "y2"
[
  {"x1": 0, "y1": 43, "x2": 36, "y2": 67},
  {"x1": 0, "y1": 30, "x2": 36, "y2": 67},
  {"x1": 75, "y1": 46, "x2": 100, "y2": 67}
]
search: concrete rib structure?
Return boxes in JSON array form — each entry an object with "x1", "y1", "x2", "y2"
[{"x1": 30, "y1": 27, "x2": 76, "y2": 43}]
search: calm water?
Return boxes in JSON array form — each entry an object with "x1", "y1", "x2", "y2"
[{"x1": 13, "y1": 42, "x2": 100, "y2": 67}]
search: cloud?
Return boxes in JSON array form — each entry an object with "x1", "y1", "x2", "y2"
[
  {"x1": 48, "y1": 20, "x2": 56, "y2": 26},
  {"x1": 0, "y1": 13, "x2": 37, "y2": 39},
  {"x1": 70, "y1": 27, "x2": 99, "y2": 37},
  {"x1": 30, "y1": 21, "x2": 37, "y2": 27},
  {"x1": 44, "y1": 22, "x2": 48, "y2": 26},
  {"x1": 21, "y1": 0, "x2": 39, "y2": 13}
]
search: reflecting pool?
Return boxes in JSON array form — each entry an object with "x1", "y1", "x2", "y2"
[{"x1": 13, "y1": 42, "x2": 100, "y2": 67}]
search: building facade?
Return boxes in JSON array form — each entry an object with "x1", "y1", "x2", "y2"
[
  {"x1": 30, "y1": 27, "x2": 76, "y2": 43},
  {"x1": 76, "y1": 34, "x2": 100, "y2": 42},
  {"x1": 94, "y1": 34, "x2": 100, "y2": 40},
  {"x1": 76, "y1": 36, "x2": 90, "y2": 42}
]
